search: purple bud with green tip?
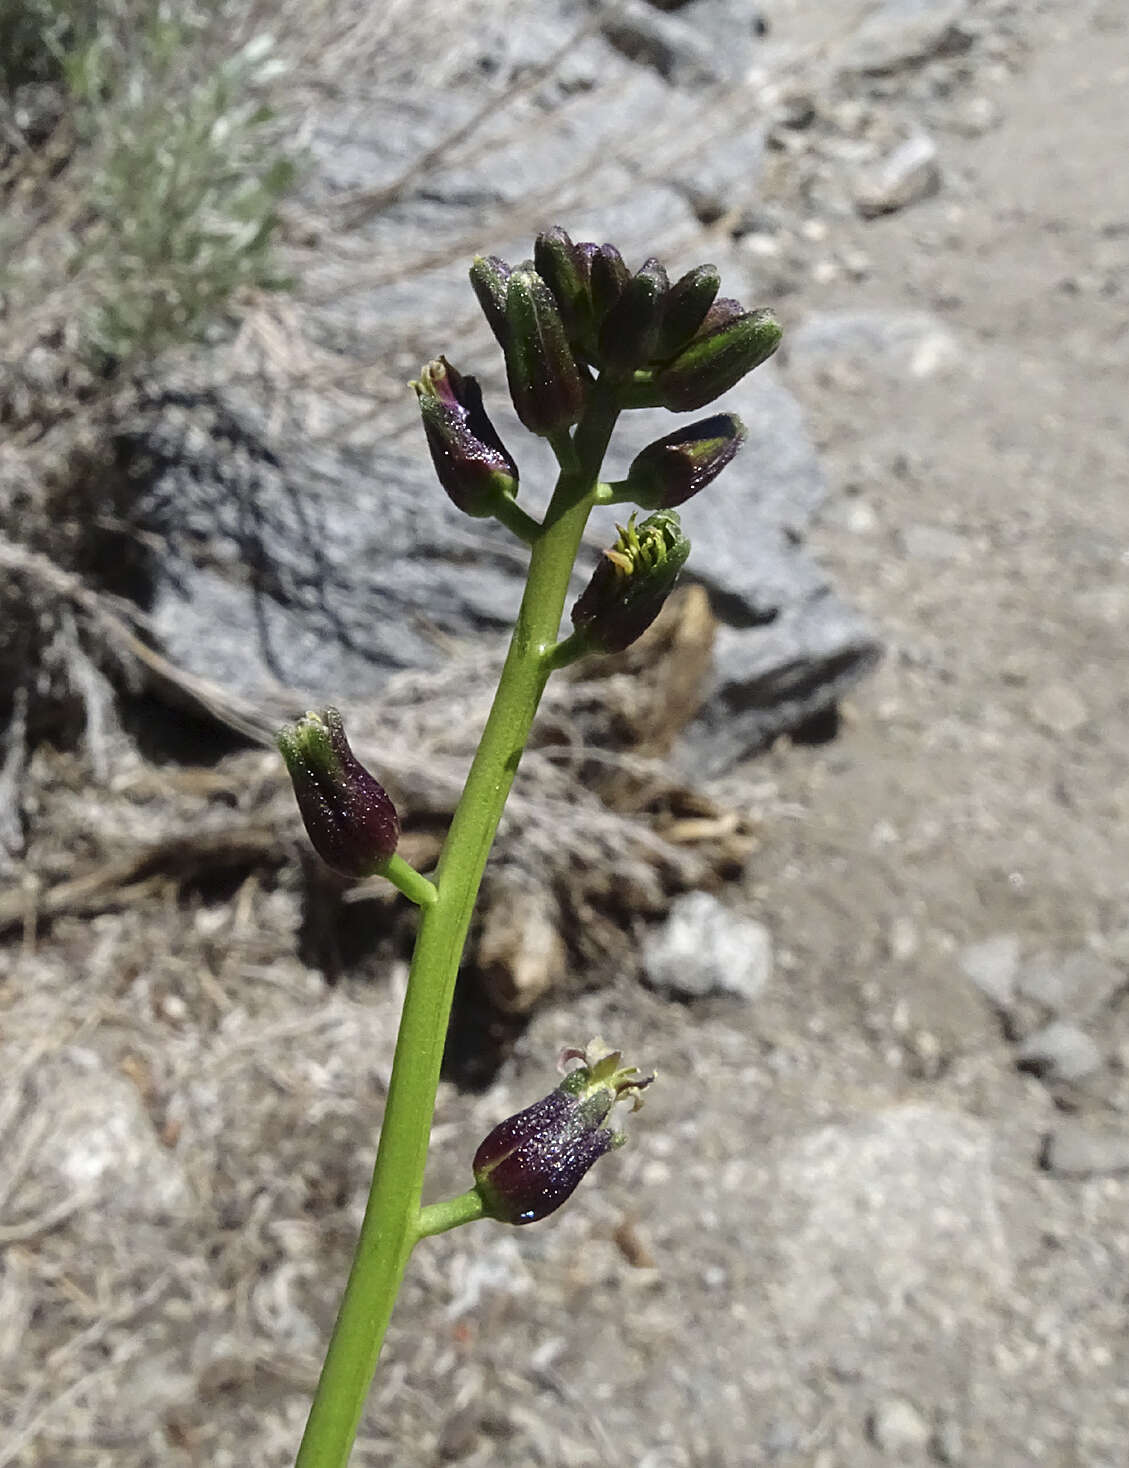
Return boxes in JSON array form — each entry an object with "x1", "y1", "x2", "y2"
[
  {"x1": 503, "y1": 266, "x2": 585, "y2": 437},
  {"x1": 413, "y1": 357, "x2": 519, "y2": 517},
  {"x1": 598, "y1": 255, "x2": 669, "y2": 373},
  {"x1": 534, "y1": 226, "x2": 594, "y2": 347},
  {"x1": 571, "y1": 509, "x2": 691, "y2": 654},
  {"x1": 655, "y1": 263, "x2": 721, "y2": 360},
  {"x1": 277, "y1": 708, "x2": 399, "y2": 879},
  {"x1": 472, "y1": 1041, "x2": 653, "y2": 1225},
  {"x1": 654, "y1": 302, "x2": 782, "y2": 411},
  {"x1": 469, "y1": 254, "x2": 512, "y2": 347},
  {"x1": 590, "y1": 243, "x2": 630, "y2": 325},
  {"x1": 623, "y1": 413, "x2": 746, "y2": 509}
]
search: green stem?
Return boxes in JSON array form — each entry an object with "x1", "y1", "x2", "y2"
[
  {"x1": 541, "y1": 629, "x2": 591, "y2": 673},
  {"x1": 491, "y1": 492, "x2": 541, "y2": 546},
  {"x1": 379, "y1": 854, "x2": 438, "y2": 908},
  {"x1": 417, "y1": 1188, "x2": 487, "y2": 1239},
  {"x1": 294, "y1": 381, "x2": 621, "y2": 1468}
]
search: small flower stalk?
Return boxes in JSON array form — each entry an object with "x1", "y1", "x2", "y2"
[
  {"x1": 473, "y1": 1041, "x2": 653, "y2": 1225},
  {"x1": 570, "y1": 510, "x2": 691, "y2": 653},
  {"x1": 277, "y1": 708, "x2": 399, "y2": 879},
  {"x1": 413, "y1": 357, "x2": 519, "y2": 518}
]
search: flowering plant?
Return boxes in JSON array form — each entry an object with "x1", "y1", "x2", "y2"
[{"x1": 279, "y1": 230, "x2": 780, "y2": 1467}]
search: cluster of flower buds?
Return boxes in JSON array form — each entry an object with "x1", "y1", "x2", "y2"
[
  {"x1": 472, "y1": 1041, "x2": 653, "y2": 1225},
  {"x1": 413, "y1": 229, "x2": 779, "y2": 543},
  {"x1": 472, "y1": 228, "x2": 780, "y2": 403},
  {"x1": 276, "y1": 708, "x2": 399, "y2": 879}
]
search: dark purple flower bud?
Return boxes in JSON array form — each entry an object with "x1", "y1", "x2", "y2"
[
  {"x1": 571, "y1": 509, "x2": 691, "y2": 654},
  {"x1": 413, "y1": 357, "x2": 519, "y2": 517},
  {"x1": 590, "y1": 243, "x2": 630, "y2": 325},
  {"x1": 473, "y1": 1041, "x2": 653, "y2": 1225},
  {"x1": 469, "y1": 254, "x2": 512, "y2": 347},
  {"x1": 503, "y1": 267, "x2": 586, "y2": 437},
  {"x1": 655, "y1": 263, "x2": 721, "y2": 359},
  {"x1": 623, "y1": 413, "x2": 746, "y2": 509},
  {"x1": 598, "y1": 256, "x2": 669, "y2": 373},
  {"x1": 534, "y1": 227, "x2": 594, "y2": 348},
  {"x1": 654, "y1": 303, "x2": 782, "y2": 411},
  {"x1": 277, "y1": 708, "x2": 399, "y2": 879}
]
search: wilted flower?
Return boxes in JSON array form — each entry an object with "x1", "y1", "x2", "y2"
[
  {"x1": 276, "y1": 708, "x2": 399, "y2": 879},
  {"x1": 622, "y1": 412, "x2": 746, "y2": 509},
  {"x1": 570, "y1": 509, "x2": 691, "y2": 653},
  {"x1": 472, "y1": 1040, "x2": 654, "y2": 1225},
  {"x1": 413, "y1": 357, "x2": 519, "y2": 517}
]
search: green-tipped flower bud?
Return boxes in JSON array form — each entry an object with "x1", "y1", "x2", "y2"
[
  {"x1": 534, "y1": 227, "x2": 593, "y2": 348},
  {"x1": 472, "y1": 1041, "x2": 653, "y2": 1225},
  {"x1": 623, "y1": 412, "x2": 746, "y2": 509},
  {"x1": 590, "y1": 243, "x2": 630, "y2": 325},
  {"x1": 469, "y1": 254, "x2": 512, "y2": 346},
  {"x1": 277, "y1": 708, "x2": 399, "y2": 879},
  {"x1": 503, "y1": 267, "x2": 585, "y2": 436},
  {"x1": 653, "y1": 302, "x2": 782, "y2": 411},
  {"x1": 656, "y1": 263, "x2": 721, "y2": 359},
  {"x1": 571, "y1": 509, "x2": 691, "y2": 653},
  {"x1": 413, "y1": 357, "x2": 519, "y2": 517},
  {"x1": 598, "y1": 256, "x2": 669, "y2": 373}
]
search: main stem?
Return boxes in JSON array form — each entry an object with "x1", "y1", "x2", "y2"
[{"x1": 295, "y1": 383, "x2": 620, "y2": 1468}]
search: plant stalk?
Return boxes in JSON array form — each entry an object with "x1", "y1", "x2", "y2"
[{"x1": 294, "y1": 381, "x2": 620, "y2": 1468}]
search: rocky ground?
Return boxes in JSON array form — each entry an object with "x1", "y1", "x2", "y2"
[{"x1": 1, "y1": 0, "x2": 1127, "y2": 1464}]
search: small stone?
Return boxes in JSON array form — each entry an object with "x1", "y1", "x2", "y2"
[
  {"x1": 1042, "y1": 1120, "x2": 1129, "y2": 1177},
  {"x1": 868, "y1": 1396, "x2": 931, "y2": 1455},
  {"x1": 1016, "y1": 1021, "x2": 1103, "y2": 1083},
  {"x1": 951, "y1": 95, "x2": 999, "y2": 136},
  {"x1": 1029, "y1": 681, "x2": 1088, "y2": 736},
  {"x1": 854, "y1": 135, "x2": 941, "y2": 218},
  {"x1": 1017, "y1": 948, "x2": 1121, "y2": 1019},
  {"x1": 959, "y1": 934, "x2": 1020, "y2": 1009},
  {"x1": 643, "y1": 890, "x2": 773, "y2": 1001},
  {"x1": 900, "y1": 524, "x2": 967, "y2": 562},
  {"x1": 889, "y1": 915, "x2": 920, "y2": 961},
  {"x1": 842, "y1": 0, "x2": 971, "y2": 75}
]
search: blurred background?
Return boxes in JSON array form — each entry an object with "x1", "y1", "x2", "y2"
[{"x1": 1, "y1": 0, "x2": 1127, "y2": 1463}]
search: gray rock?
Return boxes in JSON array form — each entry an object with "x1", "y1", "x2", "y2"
[
  {"x1": 854, "y1": 135, "x2": 941, "y2": 218},
  {"x1": 120, "y1": 20, "x2": 878, "y2": 770},
  {"x1": 868, "y1": 1396, "x2": 931, "y2": 1455},
  {"x1": 133, "y1": 352, "x2": 877, "y2": 772},
  {"x1": 959, "y1": 934, "x2": 1020, "y2": 1009},
  {"x1": 841, "y1": 0, "x2": 972, "y2": 76},
  {"x1": 1016, "y1": 1021, "x2": 1103, "y2": 1083},
  {"x1": 785, "y1": 310, "x2": 960, "y2": 382},
  {"x1": 643, "y1": 890, "x2": 773, "y2": 1000},
  {"x1": 1042, "y1": 1120, "x2": 1129, "y2": 1177},
  {"x1": 601, "y1": 0, "x2": 767, "y2": 86}
]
